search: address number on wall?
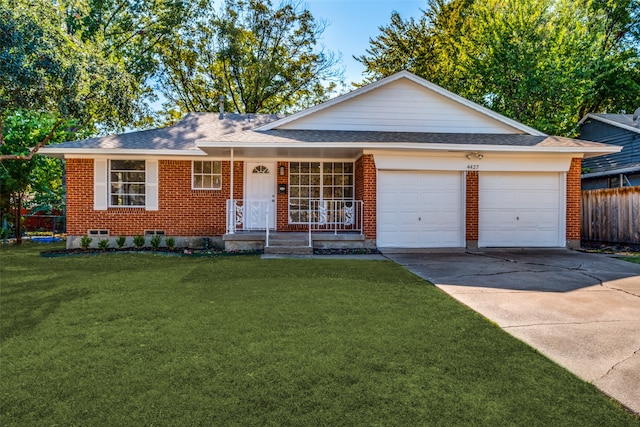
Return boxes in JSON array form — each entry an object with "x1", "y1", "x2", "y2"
[{"x1": 466, "y1": 164, "x2": 480, "y2": 170}]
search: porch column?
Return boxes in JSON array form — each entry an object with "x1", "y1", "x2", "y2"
[{"x1": 229, "y1": 149, "x2": 234, "y2": 234}]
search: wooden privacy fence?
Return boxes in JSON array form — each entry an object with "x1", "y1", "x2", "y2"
[{"x1": 581, "y1": 187, "x2": 640, "y2": 244}]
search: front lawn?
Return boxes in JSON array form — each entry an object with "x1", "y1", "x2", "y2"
[{"x1": 1, "y1": 243, "x2": 638, "y2": 426}]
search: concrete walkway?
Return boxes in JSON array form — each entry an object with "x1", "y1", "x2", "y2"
[{"x1": 385, "y1": 249, "x2": 640, "y2": 415}]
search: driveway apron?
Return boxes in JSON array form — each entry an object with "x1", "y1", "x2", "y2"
[{"x1": 385, "y1": 249, "x2": 640, "y2": 415}]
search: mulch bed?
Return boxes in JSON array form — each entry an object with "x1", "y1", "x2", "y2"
[
  {"x1": 40, "y1": 247, "x2": 262, "y2": 258},
  {"x1": 40, "y1": 247, "x2": 381, "y2": 257},
  {"x1": 313, "y1": 248, "x2": 381, "y2": 255},
  {"x1": 580, "y1": 241, "x2": 640, "y2": 254}
]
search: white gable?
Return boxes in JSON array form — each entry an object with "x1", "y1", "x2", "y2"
[{"x1": 260, "y1": 72, "x2": 544, "y2": 135}]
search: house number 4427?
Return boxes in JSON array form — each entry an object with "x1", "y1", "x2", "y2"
[{"x1": 466, "y1": 164, "x2": 480, "y2": 170}]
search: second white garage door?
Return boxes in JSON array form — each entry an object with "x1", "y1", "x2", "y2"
[
  {"x1": 479, "y1": 172, "x2": 564, "y2": 247},
  {"x1": 377, "y1": 171, "x2": 464, "y2": 248}
]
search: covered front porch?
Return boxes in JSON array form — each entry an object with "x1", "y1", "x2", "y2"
[{"x1": 224, "y1": 198, "x2": 369, "y2": 253}]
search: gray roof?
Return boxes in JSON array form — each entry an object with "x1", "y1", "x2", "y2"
[
  {"x1": 591, "y1": 113, "x2": 639, "y2": 128},
  {"x1": 207, "y1": 130, "x2": 611, "y2": 149},
  {"x1": 208, "y1": 130, "x2": 547, "y2": 145},
  {"x1": 45, "y1": 112, "x2": 613, "y2": 153},
  {"x1": 583, "y1": 113, "x2": 640, "y2": 134},
  {"x1": 51, "y1": 113, "x2": 283, "y2": 151}
]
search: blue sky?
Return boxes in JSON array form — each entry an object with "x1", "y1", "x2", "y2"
[{"x1": 304, "y1": 0, "x2": 425, "y2": 84}]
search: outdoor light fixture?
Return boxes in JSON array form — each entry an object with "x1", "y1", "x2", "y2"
[
  {"x1": 466, "y1": 152, "x2": 484, "y2": 160},
  {"x1": 280, "y1": 165, "x2": 286, "y2": 176}
]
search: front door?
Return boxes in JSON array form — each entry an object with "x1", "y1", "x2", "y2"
[{"x1": 245, "y1": 162, "x2": 276, "y2": 229}]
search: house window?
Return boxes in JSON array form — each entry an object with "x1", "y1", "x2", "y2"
[
  {"x1": 289, "y1": 162, "x2": 354, "y2": 223},
  {"x1": 193, "y1": 161, "x2": 222, "y2": 190},
  {"x1": 110, "y1": 160, "x2": 146, "y2": 207}
]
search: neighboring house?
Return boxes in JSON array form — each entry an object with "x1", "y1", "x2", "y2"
[
  {"x1": 578, "y1": 110, "x2": 640, "y2": 190},
  {"x1": 41, "y1": 71, "x2": 619, "y2": 251}
]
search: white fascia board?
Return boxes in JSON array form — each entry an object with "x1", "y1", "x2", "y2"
[
  {"x1": 578, "y1": 113, "x2": 640, "y2": 135},
  {"x1": 38, "y1": 148, "x2": 207, "y2": 158},
  {"x1": 255, "y1": 71, "x2": 547, "y2": 136},
  {"x1": 197, "y1": 140, "x2": 620, "y2": 155},
  {"x1": 364, "y1": 143, "x2": 620, "y2": 155}
]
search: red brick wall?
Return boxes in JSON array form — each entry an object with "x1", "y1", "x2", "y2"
[
  {"x1": 465, "y1": 171, "x2": 479, "y2": 242},
  {"x1": 566, "y1": 158, "x2": 582, "y2": 242},
  {"x1": 356, "y1": 154, "x2": 377, "y2": 240},
  {"x1": 66, "y1": 158, "x2": 242, "y2": 236}
]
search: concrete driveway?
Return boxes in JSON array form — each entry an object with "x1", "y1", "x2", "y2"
[{"x1": 384, "y1": 249, "x2": 640, "y2": 415}]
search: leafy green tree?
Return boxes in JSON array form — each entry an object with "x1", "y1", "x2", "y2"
[
  {"x1": 0, "y1": 0, "x2": 139, "y2": 159},
  {"x1": 0, "y1": 111, "x2": 78, "y2": 243},
  {"x1": 357, "y1": 0, "x2": 640, "y2": 135},
  {"x1": 1, "y1": 0, "x2": 180, "y2": 241},
  {"x1": 158, "y1": 0, "x2": 343, "y2": 114}
]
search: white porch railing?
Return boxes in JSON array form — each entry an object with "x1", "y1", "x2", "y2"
[
  {"x1": 226, "y1": 199, "x2": 363, "y2": 248},
  {"x1": 308, "y1": 200, "x2": 364, "y2": 246},
  {"x1": 226, "y1": 199, "x2": 271, "y2": 237}
]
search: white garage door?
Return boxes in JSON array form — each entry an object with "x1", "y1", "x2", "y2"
[
  {"x1": 377, "y1": 171, "x2": 464, "y2": 248},
  {"x1": 479, "y1": 172, "x2": 563, "y2": 247}
]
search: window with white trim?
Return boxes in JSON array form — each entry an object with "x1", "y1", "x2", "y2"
[
  {"x1": 289, "y1": 162, "x2": 354, "y2": 223},
  {"x1": 193, "y1": 161, "x2": 222, "y2": 190},
  {"x1": 110, "y1": 160, "x2": 146, "y2": 207}
]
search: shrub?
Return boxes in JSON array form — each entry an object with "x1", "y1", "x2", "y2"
[
  {"x1": 80, "y1": 236, "x2": 92, "y2": 250},
  {"x1": 98, "y1": 239, "x2": 110, "y2": 251},
  {"x1": 116, "y1": 236, "x2": 127, "y2": 248},
  {"x1": 133, "y1": 235, "x2": 145, "y2": 248},
  {"x1": 150, "y1": 234, "x2": 162, "y2": 250},
  {"x1": 165, "y1": 236, "x2": 176, "y2": 249}
]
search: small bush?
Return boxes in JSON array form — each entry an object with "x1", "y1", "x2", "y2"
[
  {"x1": 80, "y1": 236, "x2": 92, "y2": 250},
  {"x1": 98, "y1": 239, "x2": 110, "y2": 251},
  {"x1": 133, "y1": 235, "x2": 145, "y2": 248},
  {"x1": 116, "y1": 236, "x2": 126, "y2": 248},
  {"x1": 150, "y1": 234, "x2": 162, "y2": 250},
  {"x1": 165, "y1": 236, "x2": 176, "y2": 249}
]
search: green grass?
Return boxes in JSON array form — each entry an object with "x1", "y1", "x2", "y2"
[
  {"x1": 621, "y1": 255, "x2": 640, "y2": 264},
  {"x1": 2, "y1": 242, "x2": 638, "y2": 426}
]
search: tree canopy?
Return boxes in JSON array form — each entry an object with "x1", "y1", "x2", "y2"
[
  {"x1": 357, "y1": 0, "x2": 640, "y2": 135},
  {"x1": 1, "y1": 0, "x2": 188, "y2": 241},
  {"x1": 157, "y1": 0, "x2": 343, "y2": 115},
  {"x1": 0, "y1": 0, "x2": 189, "y2": 158}
]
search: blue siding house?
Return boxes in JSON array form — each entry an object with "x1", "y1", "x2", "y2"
[{"x1": 578, "y1": 110, "x2": 640, "y2": 190}]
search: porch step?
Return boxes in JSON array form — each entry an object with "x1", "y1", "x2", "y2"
[{"x1": 264, "y1": 232, "x2": 312, "y2": 255}]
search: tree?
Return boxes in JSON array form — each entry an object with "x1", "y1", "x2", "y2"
[
  {"x1": 158, "y1": 0, "x2": 343, "y2": 114},
  {"x1": 356, "y1": 0, "x2": 640, "y2": 135},
  {"x1": 1, "y1": 0, "x2": 177, "y2": 241},
  {"x1": 1, "y1": 0, "x2": 190, "y2": 159},
  {"x1": 0, "y1": 111, "x2": 78, "y2": 243},
  {"x1": 0, "y1": 0, "x2": 140, "y2": 159}
]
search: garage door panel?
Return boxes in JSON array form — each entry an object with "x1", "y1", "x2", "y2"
[
  {"x1": 479, "y1": 172, "x2": 563, "y2": 247},
  {"x1": 378, "y1": 171, "x2": 464, "y2": 248}
]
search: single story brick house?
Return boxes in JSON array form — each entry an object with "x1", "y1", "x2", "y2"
[{"x1": 41, "y1": 71, "x2": 619, "y2": 251}]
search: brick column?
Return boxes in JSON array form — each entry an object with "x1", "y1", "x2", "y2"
[
  {"x1": 276, "y1": 161, "x2": 288, "y2": 231},
  {"x1": 566, "y1": 158, "x2": 582, "y2": 249},
  {"x1": 356, "y1": 154, "x2": 377, "y2": 247},
  {"x1": 465, "y1": 171, "x2": 479, "y2": 249}
]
